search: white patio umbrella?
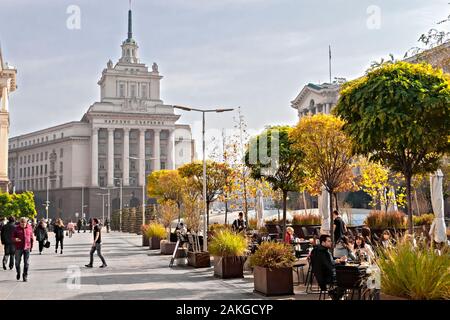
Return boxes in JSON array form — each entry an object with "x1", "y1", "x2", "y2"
[
  {"x1": 255, "y1": 189, "x2": 265, "y2": 229},
  {"x1": 429, "y1": 169, "x2": 447, "y2": 243},
  {"x1": 319, "y1": 186, "x2": 331, "y2": 235},
  {"x1": 387, "y1": 186, "x2": 398, "y2": 212}
]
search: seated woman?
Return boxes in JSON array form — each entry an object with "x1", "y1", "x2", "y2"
[
  {"x1": 284, "y1": 226, "x2": 295, "y2": 244},
  {"x1": 379, "y1": 230, "x2": 394, "y2": 249},
  {"x1": 333, "y1": 235, "x2": 356, "y2": 261},
  {"x1": 354, "y1": 235, "x2": 375, "y2": 261}
]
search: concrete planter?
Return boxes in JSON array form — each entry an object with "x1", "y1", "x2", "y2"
[
  {"x1": 253, "y1": 266, "x2": 294, "y2": 296},
  {"x1": 213, "y1": 256, "x2": 245, "y2": 279},
  {"x1": 149, "y1": 237, "x2": 161, "y2": 250},
  {"x1": 160, "y1": 240, "x2": 177, "y2": 255},
  {"x1": 142, "y1": 234, "x2": 149, "y2": 247},
  {"x1": 380, "y1": 292, "x2": 409, "y2": 300},
  {"x1": 187, "y1": 251, "x2": 211, "y2": 268}
]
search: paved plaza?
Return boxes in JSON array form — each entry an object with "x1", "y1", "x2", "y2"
[{"x1": 0, "y1": 231, "x2": 317, "y2": 300}]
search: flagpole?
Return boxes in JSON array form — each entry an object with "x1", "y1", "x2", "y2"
[{"x1": 329, "y1": 45, "x2": 332, "y2": 83}]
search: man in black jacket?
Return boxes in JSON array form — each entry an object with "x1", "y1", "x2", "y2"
[
  {"x1": 1, "y1": 217, "x2": 16, "y2": 270},
  {"x1": 310, "y1": 234, "x2": 346, "y2": 297}
]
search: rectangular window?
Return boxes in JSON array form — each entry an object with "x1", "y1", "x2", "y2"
[
  {"x1": 130, "y1": 160, "x2": 136, "y2": 171},
  {"x1": 99, "y1": 176, "x2": 105, "y2": 187},
  {"x1": 45, "y1": 164, "x2": 47, "y2": 174},
  {"x1": 99, "y1": 160, "x2": 105, "y2": 170},
  {"x1": 19, "y1": 168, "x2": 22, "y2": 178},
  {"x1": 141, "y1": 84, "x2": 147, "y2": 98},
  {"x1": 28, "y1": 155, "x2": 31, "y2": 163},
  {"x1": 45, "y1": 152, "x2": 48, "y2": 160},
  {"x1": 40, "y1": 153, "x2": 43, "y2": 161},
  {"x1": 130, "y1": 84, "x2": 136, "y2": 98},
  {"x1": 114, "y1": 159, "x2": 121, "y2": 170},
  {"x1": 19, "y1": 157, "x2": 22, "y2": 165},
  {"x1": 31, "y1": 167, "x2": 34, "y2": 176},
  {"x1": 60, "y1": 148, "x2": 63, "y2": 158},
  {"x1": 60, "y1": 161, "x2": 63, "y2": 173},
  {"x1": 40, "y1": 165, "x2": 43, "y2": 175},
  {"x1": 119, "y1": 84, "x2": 125, "y2": 97},
  {"x1": 59, "y1": 176, "x2": 63, "y2": 188}
]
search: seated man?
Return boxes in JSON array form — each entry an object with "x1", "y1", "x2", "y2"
[
  {"x1": 310, "y1": 234, "x2": 346, "y2": 299},
  {"x1": 231, "y1": 212, "x2": 247, "y2": 233}
]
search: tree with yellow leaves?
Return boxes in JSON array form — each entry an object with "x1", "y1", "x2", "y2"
[{"x1": 291, "y1": 114, "x2": 354, "y2": 244}]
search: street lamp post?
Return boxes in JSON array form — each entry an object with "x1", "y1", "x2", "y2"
[
  {"x1": 173, "y1": 105, "x2": 234, "y2": 252},
  {"x1": 114, "y1": 177, "x2": 123, "y2": 232}
]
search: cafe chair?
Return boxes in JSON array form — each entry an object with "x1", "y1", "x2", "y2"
[
  {"x1": 292, "y1": 260, "x2": 306, "y2": 286},
  {"x1": 335, "y1": 265, "x2": 366, "y2": 300}
]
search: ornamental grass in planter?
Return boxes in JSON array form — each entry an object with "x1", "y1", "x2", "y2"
[
  {"x1": 376, "y1": 238, "x2": 450, "y2": 300},
  {"x1": 413, "y1": 214, "x2": 434, "y2": 226},
  {"x1": 209, "y1": 230, "x2": 248, "y2": 279},
  {"x1": 141, "y1": 224, "x2": 150, "y2": 246},
  {"x1": 249, "y1": 242, "x2": 296, "y2": 296},
  {"x1": 145, "y1": 223, "x2": 166, "y2": 250},
  {"x1": 364, "y1": 210, "x2": 407, "y2": 234}
]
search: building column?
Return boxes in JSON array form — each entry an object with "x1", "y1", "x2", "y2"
[
  {"x1": 91, "y1": 127, "x2": 99, "y2": 187},
  {"x1": 139, "y1": 129, "x2": 145, "y2": 186},
  {"x1": 107, "y1": 128, "x2": 114, "y2": 187},
  {"x1": 167, "y1": 129, "x2": 175, "y2": 170},
  {"x1": 153, "y1": 129, "x2": 161, "y2": 171},
  {"x1": 123, "y1": 128, "x2": 130, "y2": 186}
]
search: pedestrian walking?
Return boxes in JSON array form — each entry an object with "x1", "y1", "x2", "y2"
[
  {"x1": 77, "y1": 218, "x2": 82, "y2": 233},
  {"x1": 53, "y1": 218, "x2": 65, "y2": 254},
  {"x1": 13, "y1": 217, "x2": 34, "y2": 282},
  {"x1": 1, "y1": 217, "x2": 16, "y2": 270},
  {"x1": 105, "y1": 218, "x2": 110, "y2": 233},
  {"x1": 82, "y1": 217, "x2": 87, "y2": 233},
  {"x1": 67, "y1": 221, "x2": 75, "y2": 238},
  {"x1": 85, "y1": 218, "x2": 107, "y2": 268},
  {"x1": 34, "y1": 220, "x2": 48, "y2": 255}
]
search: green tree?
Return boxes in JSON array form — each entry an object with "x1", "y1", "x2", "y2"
[
  {"x1": 245, "y1": 126, "x2": 306, "y2": 239},
  {"x1": 178, "y1": 161, "x2": 231, "y2": 229},
  {"x1": 334, "y1": 61, "x2": 450, "y2": 234},
  {"x1": 0, "y1": 192, "x2": 37, "y2": 219}
]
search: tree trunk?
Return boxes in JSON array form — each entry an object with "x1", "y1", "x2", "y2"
[
  {"x1": 282, "y1": 190, "x2": 288, "y2": 242},
  {"x1": 414, "y1": 189, "x2": 420, "y2": 216},
  {"x1": 334, "y1": 193, "x2": 339, "y2": 212},
  {"x1": 302, "y1": 190, "x2": 308, "y2": 214},
  {"x1": 329, "y1": 189, "x2": 334, "y2": 247},
  {"x1": 243, "y1": 178, "x2": 249, "y2": 224},
  {"x1": 206, "y1": 201, "x2": 210, "y2": 231},
  {"x1": 224, "y1": 200, "x2": 228, "y2": 225},
  {"x1": 405, "y1": 174, "x2": 413, "y2": 235}
]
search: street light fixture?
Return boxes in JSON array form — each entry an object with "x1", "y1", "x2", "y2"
[
  {"x1": 128, "y1": 156, "x2": 157, "y2": 227},
  {"x1": 114, "y1": 177, "x2": 123, "y2": 232},
  {"x1": 173, "y1": 105, "x2": 234, "y2": 251},
  {"x1": 96, "y1": 193, "x2": 108, "y2": 223}
]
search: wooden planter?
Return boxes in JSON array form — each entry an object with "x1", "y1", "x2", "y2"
[
  {"x1": 142, "y1": 234, "x2": 149, "y2": 247},
  {"x1": 213, "y1": 256, "x2": 245, "y2": 279},
  {"x1": 149, "y1": 237, "x2": 161, "y2": 250},
  {"x1": 187, "y1": 251, "x2": 211, "y2": 268},
  {"x1": 160, "y1": 240, "x2": 177, "y2": 255},
  {"x1": 253, "y1": 266, "x2": 293, "y2": 296}
]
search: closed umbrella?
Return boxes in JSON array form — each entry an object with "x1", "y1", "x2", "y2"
[
  {"x1": 429, "y1": 169, "x2": 447, "y2": 243},
  {"x1": 255, "y1": 189, "x2": 265, "y2": 229},
  {"x1": 387, "y1": 186, "x2": 398, "y2": 212},
  {"x1": 319, "y1": 186, "x2": 330, "y2": 235}
]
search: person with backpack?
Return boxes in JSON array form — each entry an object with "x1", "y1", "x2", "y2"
[
  {"x1": 1, "y1": 216, "x2": 16, "y2": 270},
  {"x1": 35, "y1": 220, "x2": 48, "y2": 255}
]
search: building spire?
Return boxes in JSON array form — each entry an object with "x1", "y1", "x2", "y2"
[{"x1": 127, "y1": 0, "x2": 133, "y2": 40}]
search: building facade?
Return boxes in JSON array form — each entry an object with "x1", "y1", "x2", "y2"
[
  {"x1": 290, "y1": 82, "x2": 340, "y2": 120},
  {"x1": 7, "y1": 9, "x2": 195, "y2": 220}
]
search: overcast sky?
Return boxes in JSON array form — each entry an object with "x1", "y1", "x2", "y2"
[{"x1": 1, "y1": 0, "x2": 448, "y2": 157}]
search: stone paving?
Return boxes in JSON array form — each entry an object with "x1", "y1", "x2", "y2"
[{"x1": 0, "y1": 231, "x2": 319, "y2": 300}]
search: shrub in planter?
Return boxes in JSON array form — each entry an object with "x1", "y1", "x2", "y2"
[
  {"x1": 209, "y1": 230, "x2": 248, "y2": 279},
  {"x1": 208, "y1": 223, "x2": 231, "y2": 238},
  {"x1": 249, "y1": 242, "x2": 296, "y2": 296},
  {"x1": 413, "y1": 214, "x2": 434, "y2": 226},
  {"x1": 248, "y1": 218, "x2": 257, "y2": 231},
  {"x1": 145, "y1": 223, "x2": 166, "y2": 250},
  {"x1": 364, "y1": 210, "x2": 407, "y2": 230},
  {"x1": 376, "y1": 238, "x2": 450, "y2": 300},
  {"x1": 141, "y1": 224, "x2": 150, "y2": 246},
  {"x1": 291, "y1": 213, "x2": 322, "y2": 226}
]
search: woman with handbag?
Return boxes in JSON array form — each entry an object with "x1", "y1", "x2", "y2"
[
  {"x1": 54, "y1": 219, "x2": 65, "y2": 254},
  {"x1": 35, "y1": 220, "x2": 48, "y2": 255}
]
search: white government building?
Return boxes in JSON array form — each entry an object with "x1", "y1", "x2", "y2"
[{"x1": 7, "y1": 8, "x2": 195, "y2": 220}]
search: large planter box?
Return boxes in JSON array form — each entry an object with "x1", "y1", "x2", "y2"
[
  {"x1": 253, "y1": 266, "x2": 293, "y2": 296},
  {"x1": 149, "y1": 237, "x2": 161, "y2": 250},
  {"x1": 213, "y1": 256, "x2": 245, "y2": 279},
  {"x1": 380, "y1": 293, "x2": 409, "y2": 300},
  {"x1": 292, "y1": 225, "x2": 321, "y2": 239},
  {"x1": 142, "y1": 234, "x2": 149, "y2": 247},
  {"x1": 187, "y1": 251, "x2": 211, "y2": 268},
  {"x1": 160, "y1": 240, "x2": 177, "y2": 255}
]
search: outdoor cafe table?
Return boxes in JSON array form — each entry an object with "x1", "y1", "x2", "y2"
[{"x1": 335, "y1": 262, "x2": 370, "y2": 300}]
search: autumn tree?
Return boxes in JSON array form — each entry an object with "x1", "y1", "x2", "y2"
[
  {"x1": 178, "y1": 161, "x2": 231, "y2": 229},
  {"x1": 291, "y1": 114, "x2": 354, "y2": 244},
  {"x1": 147, "y1": 170, "x2": 185, "y2": 221},
  {"x1": 0, "y1": 192, "x2": 37, "y2": 219},
  {"x1": 157, "y1": 199, "x2": 179, "y2": 239},
  {"x1": 245, "y1": 126, "x2": 307, "y2": 239},
  {"x1": 334, "y1": 61, "x2": 450, "y2": 234}
]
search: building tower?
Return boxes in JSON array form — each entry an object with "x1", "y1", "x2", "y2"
[{"x1": 0, "y1": 46, "x2": 17, "y2": 192}]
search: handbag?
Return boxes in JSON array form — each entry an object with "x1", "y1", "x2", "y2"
[{"x1": 44, "y1": 240, "x2": 51, "y2": 248}]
